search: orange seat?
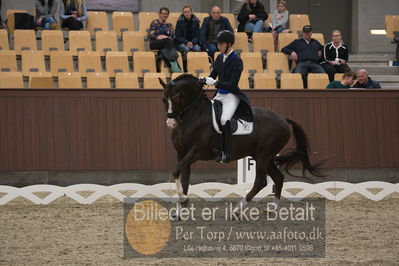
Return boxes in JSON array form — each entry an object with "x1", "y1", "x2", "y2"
[
  {"x1": 278, "y1": 33, "x2": 297, "y2": 52},
  {"x1": 241, "y1": 52, "x2": 263, "y2": 75},
  {"x1": 252, "y1": 33, "x2": 274, "y2": 54},
  {"x1": 115, "y1": 73, "x2": 140, "y2": 89},
  {"x1": 266, "y1": 52, "x2": 289, "y2": 74},
  {"x1": 307, "y1": 73, "x2": 329, "y2": 89},
  {"x1": 280, "y1": 73, "x2": 303, "y2": 89},
  {"x1": 29, "y1": 72, "x2": 54, "y2": 88},
  {"x1": 143, "y1": 73, "x2": 167, "y2": 89},
  {"x1": 133, "y1": 52, "x2": 157, "y2": 77},
  {"x1": 253, "y1": 73, "x2": 277, "y2": 89},
  {"x1": 289, "y1": 14, "x2": 310, "y2": 34},
  {"x1": 123, "y1": 31, "x2": 146, "y2": 53},
  {"x1": 58, "y1": 72, "x2": 83, "y2": 88},
  {"x1": 0, "y1": 50, "x2": 18, "y2": 72},
  {"x1": 112, "y1": 12, "x2": 134, "y2": 36},
  {"x1": 14, "y1": 30, "x2": 37, "y2": 55},
  {"x1": 86, "y1": 72, "x2": 111, "y2": 88},
  {"x1": 385, "y1": 15, "x2": 399, "y2": 39},
  {"x1": 42, "y1": 30, "x2": 65, "y2": 55},
  {"x1": 95, "y1": 31, "x2": 118, "y2": 56},
  {"x1": 106, "y1": 51, "x2": 130, "y2": 77},
  {"x1": 50, "y1": 51, "x2": 75, "y2": 77},
  {"x1": 69, "y1": 31, "x2": 92, "y2": 55},
  {"x1": 0, "y1": 72, "x2": 24, "y2": 88},
  {"x1": 87, "y1": 11, "x2": 109, "y2": 35},
  {"x1": 0, "y1": 29, "x2": 10, "y2": 50}
]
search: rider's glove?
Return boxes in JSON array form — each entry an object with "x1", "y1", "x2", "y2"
[{"x1": 205, "y1": 77, "x2": 217, "y2": 86}]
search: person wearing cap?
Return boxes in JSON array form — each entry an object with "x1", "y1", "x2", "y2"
[
  {"x1": 281, "y1": 25, "x2": 325, "y2": 87},
  {"x1": 202, "y1": 30, "x2": 252, "y2": 163}
]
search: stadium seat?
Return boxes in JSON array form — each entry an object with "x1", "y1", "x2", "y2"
[
  {"x1": 186, "y1": 52, "x2": 210, "y2": 76},
  {"x1": 86, "y1": 72, "x2": 111, "y2": 88},
  {"x1": 21, "y1": 50, "x2": 46, "y2": 76},
  {"x1": 41, "y1": 30, "x2": 65, "y2": 55},
  {"x1": 133, "y1": 52, "x2": 157, "y2": 77},
  {"x1": 307, "y1": 73, "x2": 329, "y2": 89},
  {"x1": 264, "y1": 13, "x2": 272, "y2": 27},
  {"x1": 6, "y1": 9, "x2": 28, "y2": 35},
  {"x1": 312, "y1": 33, "x2": 325, "y2": 45},
  {"x1": 171, "y1": 73, "x2": 184, "y2": 80},
  {"x1": 0, "y1": 72, "x2": 24, "y2": 88},
  {"x1": 69, "y1": 31, "x2": 92, "y2": 55},
  {"x1": 87, "y1": 11, "x2": 109, "y2": 35},
  {"x1": 138, "y1": 12, "x2": 158, "y2": 34},
  {"x1": 112, "y1": 11, "x2": 134, "y2": 36},
  {"x1": 241, "y1": 52, "x2": 263, "y2": 75},
  {"x1": 334, "y1": 73, "x2": 344, "y2": 81},
  {"x1": 78, "y1": 51, "x2": 102, "y2": 77},
  {"x1": 289, "y1": 14, "x2": 310, "y2": 35},
  {"x1": 50, "y1": 51, "x2": 75, "y2": 77},
  {"x1": 14, "y1": 30, "x2": 37, "y2": 55},
  {"x1": 95, "y1": 31, "x2": 118, "y2": 56},
  {"x1": 252, "y1": 33, "x2": 274, "y2": 54},
  {"x1": 123, "y1": 31, "x2": 146, "y2": 53},
  {"x1": 29, "y1": 72, "x2": 54, "y2": 88},
  {"x1": 280, "y1": 73, "x2": 303, "y2": 89},
  {"x1": 253, "y1": 73, "x2": 277, "y2": 89},
  {"x1": 0, "y1": 50, "x2": 18, "y2": 72},
  {"x1": 168, "y1": 12, "x2": 181, "y2": 29},
  {"x1": 385, "y1": 15, "x2": 399, "y2": 39},
  {"x1": 106, "y1": 51, "x2": 130, "y2": 77},
  {"x1": 196, "y1": 13, "x2": 209, "y2": 26},
  {"x1": 0, "y1": 29, "x2": 9, "y2": 50},
  {"x1": 143, "y1": 73, "x2": 167, "y2": 89},
  {"x1": 233, "y1": 32, "x2": 249, "y2": 54},
  {"x1": 58, "y1": 72, "x2": 83, "y2": 88},
  {"x1": 239, "y1": 73, "x2": 250, "y2": 89},
  {"x1": 266, "y1": 52, "x2": 289, "y2": 74},
  {"x1": 115, "y1": 73, "x2": 139, "y2": 89},
  {"x1": 223, "y1": 13, "x2": 236, "y2": 29},
  {"x1": 277, "y1": 33, "x2": 297, "y2": 52},
  {"x1": 160, "y1": 51, "x2": 184, "y2": 77}
]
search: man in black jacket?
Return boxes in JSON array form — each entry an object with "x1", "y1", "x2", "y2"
[
  {"x1": 282, "y1": 25, "x2": 325, "y2": 88},
  {"x1": 237, "y1": 0, "x2": 268, "y2": 33},
  {"x1": 175, "y1": 5, "x2": 201, "y2": 54},
  {"x1": 353, "y1": 69, "x2": 381, "y2": 89}
]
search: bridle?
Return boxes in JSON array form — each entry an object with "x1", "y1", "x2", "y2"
[{"x1": 164, "y1": 81, "x2": 205, "y2": 119}]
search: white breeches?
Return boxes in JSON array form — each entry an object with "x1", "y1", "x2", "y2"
[{"x1": 213, "y1": 92, "x2": 240, "y2": 125}]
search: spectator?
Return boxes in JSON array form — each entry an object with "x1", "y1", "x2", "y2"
[
  {"x1": 200, "y1": 6, "x2": 233, "y2": 58},
  {"x1": 237, "y1": 0, "x2": 268, "y2": 35},
  {"x1": 264, "y1": 0, "x2": 288, "y2": 34},
  {"x1": 281, "y1": 25, "x2": 325, "y2": 88},
  {"x1": 321, "y1": 30, "x2": 351, "y2": 82},
  {"x1": 60, "y1": 0, "x2": 87, "y2": 30},
  {"x1": 35, "y1": 0, "x2": 58, "y2": 30},
  {"x1": 149, "y1": 7, "x2": 182, "y2": 73},
  {"x1": 326, "y1": 71, "x2": 356, "y2": 89},
  {"x1": 175, "y1": 4, "x2": 201, "y2": 54},
  {"x1": 352, "y1": 69, "x2": 381, "y2": 89}
]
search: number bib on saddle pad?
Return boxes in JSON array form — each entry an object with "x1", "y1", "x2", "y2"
[{"x1": 211, "y1": 100, "x2": 254, "y2": 135}]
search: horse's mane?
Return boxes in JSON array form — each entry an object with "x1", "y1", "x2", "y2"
[{"x1": 172, "y1": 74, "x2": 199, "y2": 84}]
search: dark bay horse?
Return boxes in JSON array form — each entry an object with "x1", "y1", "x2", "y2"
[{"x1": 159, "y1": 74, "x2": 324, "y2": 212}]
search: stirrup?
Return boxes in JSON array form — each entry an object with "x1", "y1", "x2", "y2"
[{"x1": 216, "y1": 151, "x2": 231, "y2": 163}]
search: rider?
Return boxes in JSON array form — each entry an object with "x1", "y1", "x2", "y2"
[{"x1": 204, "y1": 30, "x2": 252, "y2": 163}]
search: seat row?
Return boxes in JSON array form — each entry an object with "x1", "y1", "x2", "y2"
[{"x1": 0, "y1": 71, "x2": 343, "y2": 89}]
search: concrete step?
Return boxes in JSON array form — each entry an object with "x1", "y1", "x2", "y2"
[
  {"x1": 379, "y1": 84, "x2": 399, "y2": 89},
  {"x1": 348, "y1": 62, "x2": 390, "y2": 67},
  {"x1": 373, "y1": 75, "x2": 399, "y2": 82},
  {"x1": 349, "y1": 66, "x2": 399, "y2": 75},
  {"x1": 349, "y1": 53, "x2": 396, "y2": 62}
]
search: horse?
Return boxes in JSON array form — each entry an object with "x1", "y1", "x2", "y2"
[{"x1": 159, "y1": 74, "x2": 325, "y2": 213}]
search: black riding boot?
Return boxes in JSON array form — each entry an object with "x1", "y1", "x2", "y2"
[{"x1": 216, "y1": 121, "x2": 231, "y2": 163}]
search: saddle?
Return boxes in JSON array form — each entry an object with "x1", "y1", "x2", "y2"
[{"x1": 211, "y1": 100, "x2": 253, "y2": 136}]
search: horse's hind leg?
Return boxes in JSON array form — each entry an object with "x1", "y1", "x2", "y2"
[{"x1": 267, "y1": 161, "x2": 285, "y2": 200}]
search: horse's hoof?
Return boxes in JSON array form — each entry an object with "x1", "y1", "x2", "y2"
[{"x1": 180, "y1": 198, "x2": 189, "y2": 208}]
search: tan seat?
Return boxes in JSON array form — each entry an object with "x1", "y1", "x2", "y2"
[
  {"x1": 264, "y1": 13, "x2": 272, "y2": 27},
  {"x1": 42, "y1": 30, "x2": 65, "y2": 56},
  {"x1": 58, "y1": 72, "x2": 83, "y2": 88},
  {"x1": 289, "y1": 14, "x2": 310, "y2": 34},
  {"x1": 233, "y1": 32, "x2": 249, "y2": 54},
  {"x1": 69, "y1": 31, "x2": 92, "y2": 55},
  {"x1": 312, "y1": 33, "x2": 325, "y2": 45},
  {"x1": 14, "y1": 30, "x2": 37, "y2": 55},
  {"x1": 241, "y1": 52, "x2": 263, "y2": 75},
  {"x1": 223, "y1": 13, "x2": 236, "y2": 29},
  {"x1": 171, "y1": 73, "x2": 184, "y2": 80},
  {"x1": 22, "y1": 50, "x2": 46, "y2": 76},
  {"x1": 123, "y1": 31, "x2": 146, "y2": 53},
  {"x1": 307, "y1": 73, "x2": 329, "y2": 89},
  {"x1": 133, "y1": 52, "x2": 157, "y2": 77},
  {"x1": 0, "y1": 29, "x2": 9, "y2": 50},
  {"x1": 186, "y1": 52, "x2": 210, "y2": 76},
  {"x1": 115, "y1": 73, "x2": 139, "y2": 89},
  {"x1": 160, "y1": 51, "x2": 184, "y2": 77},
  {"x1": 50, "y1": 51, "x2": 75, "y2": 77},
  {"x1": 0, "y1": 72, "x2": 24, "y2": 88},
  {"x1": 29, "y1": 72, "x2": 54, "y2": 88},
  {"x1": 334, "y1": 73, "x2": 344, "y2": 81},
  {"x1": 196, "y1": 13, "x2": 209, "y2": 26},
  {"x1": 86, "y1": 72, "x2": 111, "y2": 88},
  {"x1": 385, "y1": 15, "x2": 399, "y2": 39},
  {"x1": 280, "y1": 73, "x2": 303, "y2": 89},
  {"x1": 266, "y1": 52, "x2": 289, "y2": 74},
  {"x1": 277, "y1": 33, "x2": 297, "y2": 52},
  {"x1": 254, "y1": 73, "x2": 277, "y2": 89},
  {"x1": 138, "y1": 12, "x2": 158, "y2": 34},
  {"x1": 0, "y1": 50, "x2": 18, "y2": 72},
  {"x1": 112, "y1": 12, "x2": 134, "y2": 36},
  {"x1": 6, "y1": 9, "x2": 28, "y2": 35},
  {"x1": 253, "y1": 33, "x2": 274, "y2": 54},
  {"x1": 168, "y1": 12, "x2": 180, "y2": 29},
  {"x1": 95, "y1": 31, "x2": 118, "y2": 56},
  {"x1": 143, "y1": 73, "x2": 167, "y2": 89},
  {"x1": 239, "y1": 73, "x2": 250, "y2": 89},
  {"x1": 106, "y1": 51, "x2": 130, "y2": 77},
  {"x1": 78, "y1": 51, "x2": 102, "y2": 77},
  {"x1": 87, "y1": 11, "x2": 109, "y2": 35}
]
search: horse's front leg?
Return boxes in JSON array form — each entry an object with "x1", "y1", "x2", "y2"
[{"x1": 173, "y1": 148, "x2": 199, "y2": 204}]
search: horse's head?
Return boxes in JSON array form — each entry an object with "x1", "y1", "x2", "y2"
[{"x1": 159, "y1": 74, "x2": 205, "y2": 129}]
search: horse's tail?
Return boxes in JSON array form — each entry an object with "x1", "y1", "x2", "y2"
[{"x1": 274, "y1": 119, "x2": 327, "y2": 177}]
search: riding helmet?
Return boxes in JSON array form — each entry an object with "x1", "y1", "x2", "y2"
[{"x1": 216, "y1": 30, "x2": 235, "y2": 45}]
